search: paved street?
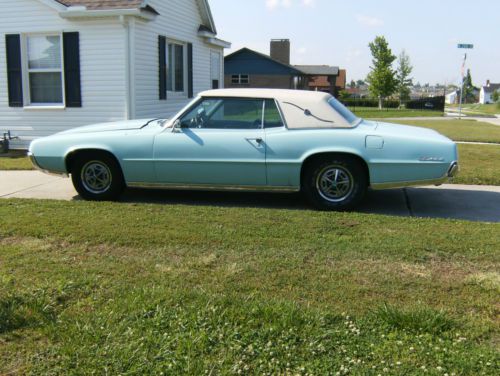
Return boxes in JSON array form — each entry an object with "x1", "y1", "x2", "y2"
[{"x1": 1, "y1": 171, "x2": 499, "y2": 222}]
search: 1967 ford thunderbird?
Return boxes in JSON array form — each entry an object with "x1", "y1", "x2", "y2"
[{"x1": 29, "y1": 89, "x2": 459, "y2": 210}]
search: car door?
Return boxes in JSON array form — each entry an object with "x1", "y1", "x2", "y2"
[{"x1": 153, "y1": 97, "x2": 267, "y2": 187}]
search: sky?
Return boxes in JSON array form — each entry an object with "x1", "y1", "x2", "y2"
[{"x1": 209, "y1": 0, "x2": 500, "y2": 87}]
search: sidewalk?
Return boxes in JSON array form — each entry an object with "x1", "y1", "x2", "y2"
[
  {"x1": 378, "y1": 115, "x2": 500, "y2": 126},
  {"x1": 1, "y1": 171, "x2": 499, "y2": 222}
]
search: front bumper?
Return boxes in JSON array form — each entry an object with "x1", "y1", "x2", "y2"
[
  {"x1": 28, "y1": 152, "x2": 68, "y2": 177},
  {"x1": 372, "y1": 161, "x2": 459, "y2": 190}
]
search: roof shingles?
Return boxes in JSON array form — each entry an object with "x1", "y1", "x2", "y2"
[{"x1": 55, "y1": 0, "x2": 145, "y2": 11}]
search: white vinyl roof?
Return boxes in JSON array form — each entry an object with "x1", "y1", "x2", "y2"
[{"x1": 199, "y1": 89, "x2": 353, "y2": 128}]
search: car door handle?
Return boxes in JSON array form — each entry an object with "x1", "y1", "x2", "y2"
[{"x1": 246, "y1": 137, "x2": 263, "y2": 144}]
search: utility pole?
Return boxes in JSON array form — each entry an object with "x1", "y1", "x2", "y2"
[
  {"x1": 458, "y1": 53, "x2": 466, "y2": 120},
  {"x1": 457, "y1": 43, "x2": 474, "y2": 120}
]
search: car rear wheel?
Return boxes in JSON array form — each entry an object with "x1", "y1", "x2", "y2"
[
  {"x1": 302, "y1": 156, "x2": 367, "y2": 210},
  {"x1": 71, "y1": 152, "x2": 124, "y2": 201}
]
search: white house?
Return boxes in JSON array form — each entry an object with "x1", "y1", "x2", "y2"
[
  {"x1": 479, "y1": 80, "x2": 500, "y2": 104},
  {"x1": 445, "y1": 90, "x2": 459, "y2": 105},
  {"x1": 0, "y1": 0, "x2": 230, "y2": 148}
]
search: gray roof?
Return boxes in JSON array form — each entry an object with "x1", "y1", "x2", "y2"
[
  {"x1": 295, "y1": 65, "x2": 339, "y2": 76},
  {"x1": 54, "y1": 0, "x2": 216, "y2": 32},
  {"x1": 55, "y1": 0, "x2": 145, "y2": 10},
  {"x1": 482, "y1": 83, "x2": 500, "y2": 93}
]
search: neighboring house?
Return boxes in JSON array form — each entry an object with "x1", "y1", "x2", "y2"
[
  {"x1": 345, "y1": 86, "x2": 369, "y2": 99},
  {"x1": 0, "y1": 0, "x2": 230, "y2": 148},
  {"x1": 224, "y1": 47, "x2": 304, "y2": 90},
  {"x1": 479, "y1": 80, "x2": 500, "y2": 104},
  {"x1": 224, "y1": 39, "x2": 341, "y2": 96},
  {"x1": 308, "y1": 69, "x2": 346, "y2": 95},
  {"x1": 446, "y1": 90, "x2": 459, "y2": 105}
]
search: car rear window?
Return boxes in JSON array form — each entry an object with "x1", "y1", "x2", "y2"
[{"x1": 328, "y1": 97, "x2": 359, "y2": 126}]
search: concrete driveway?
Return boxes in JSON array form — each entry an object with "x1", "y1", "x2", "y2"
[{"x1": 1, "y1": 171, "x2": 499, "y2": 223}]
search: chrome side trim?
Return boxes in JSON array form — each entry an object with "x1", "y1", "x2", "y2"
[
  {"x1": 127, "y1": 182, "x2": 300, "y2": 193},
  {"x1": 371, "y1": 161, "x2": 459, "y2": 190},
  {"x1": 371, "y1": 177, "x2": 449, "y2": 190},
  {"x1": 28, "y1": 152, "x2": 69, "y2": 177}
]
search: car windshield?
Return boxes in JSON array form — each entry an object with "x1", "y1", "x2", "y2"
[{"x1": 328, "y1": 97, "x2": 360, "y2": 126}]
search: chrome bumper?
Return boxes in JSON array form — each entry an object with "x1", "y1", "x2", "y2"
[
  {"x1": 447, "y1": 161, "x2": 459, "y2": 178},
  {"x1": 372, "y1": 161, "x2": 459, "y2": 190}
]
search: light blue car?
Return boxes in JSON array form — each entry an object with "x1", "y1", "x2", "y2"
[{"x1": 29, "y1": 89, "x2": 458, "y2": 210}]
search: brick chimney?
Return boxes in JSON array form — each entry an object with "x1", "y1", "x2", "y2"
[
  {"x1": 486, "y1": 79, "x2": 490, "y2": 87},
  {"x1": 270, "y1": 39, "x2": 290, "y2": 65}
]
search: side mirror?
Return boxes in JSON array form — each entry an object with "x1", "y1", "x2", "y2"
[{"x1": 172, "y1": 119, "x2": 182, "y2": 133}]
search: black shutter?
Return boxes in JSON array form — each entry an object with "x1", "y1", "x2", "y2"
[
  {"x1": 159, "y1": 36, "x2": 166, "y2": 100},
  {"x1": 5, "y1": 34, "x2": 23, "y2": 107},
  {"x1": 187, "y1": 43, "x2": 193, "y2": 98},
  {"x1": 63, "y1": 32, "x2": 82, "y2": 107}
]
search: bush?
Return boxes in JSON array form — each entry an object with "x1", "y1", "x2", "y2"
[{"x1": 341, "y1": 98, "x2": 400, "y2": 108}]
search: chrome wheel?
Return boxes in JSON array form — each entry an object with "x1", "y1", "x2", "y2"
[
  {"x1": 316, "y1": 165, "x2": 354, "y2": 203},
  {"x1": 81, "y1": 161, "x2": 112, "y2": 194}
]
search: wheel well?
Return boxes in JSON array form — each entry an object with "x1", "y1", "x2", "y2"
[
  {"x1": 65, "y1": 149, "x2": 121, "y2": 174},
  {"x1": 300, "y1": 152, "x2": 370, "y2": 186}
]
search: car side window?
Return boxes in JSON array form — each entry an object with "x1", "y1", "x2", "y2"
[
  {"x1": 264, "y1": 99, "x2": 285, "y2": 128},
  {"x1": 179, "y1": 98, "x2": 264, "y2": 130}
]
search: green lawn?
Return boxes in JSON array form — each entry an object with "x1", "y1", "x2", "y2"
[
  {"x1": 456, "y1": 144, "x2": 500, "y2": 185},
  {"x1": 447, "y1": 103, "x2": 500, "y2": 116},
  {"x1": 0, "y1": 200, "x2": 499, "y2": 374},
  {"x1": 0, "y1": 156, "x2": 33, "y2": 170},
  {"x1": 388, "y1": 119, "x2": 500, "y2": 144},
  {"x1": 353, "y1": 107, "x2": 443, "y2": 118}
]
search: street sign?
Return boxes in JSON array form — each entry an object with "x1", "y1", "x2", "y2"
[{"x1": 457, "y1": 44, "x2": 474, "y2": 49}]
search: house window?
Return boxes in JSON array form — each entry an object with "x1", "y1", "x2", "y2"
[
  {"x1": 211, "y1": 51, "x2": 221, "y2": 89},
  {"x1": 167, "y1": 42, "x2": 186, "y2": 93},
  {"x1": 231, "y1": 74, "x2": 249, "y2": 85},
  {"x1": 24, "y1": 34, "x2": 64, "y2": 105}
]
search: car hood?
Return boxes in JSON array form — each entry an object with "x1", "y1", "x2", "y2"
[
  {"x1": 373, "y1": 121, "x2": 450, "y2": 141},
  {"x1": 57, "y1": 119, "x2": 159, "y2": 135}
]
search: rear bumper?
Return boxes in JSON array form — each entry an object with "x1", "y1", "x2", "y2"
[{"x1": 372, "y1": 161, "x2": 459, "y2": 190}]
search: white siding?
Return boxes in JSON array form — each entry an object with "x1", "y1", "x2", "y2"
[
  {"x1": 0, "y1": 0, "x2": 127, "y2": 148},
  {"x1": 132, "y1": 0, "x2": 224, "y2": 119}
]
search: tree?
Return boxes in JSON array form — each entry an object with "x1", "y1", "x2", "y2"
[
  {"x1": 462, "y1": 69, "x2": 477, "y2": 103},
  {"x1": 492, "y1": 90, "x2": 500, "y2": 103},
  {"x1": 349, "y1": 79, "x2": 356, "y2": 88},
  {"x1": 356, "y1": 79, "x2": 366, "y2": 87},
  {"x1": 366, "y1": 36, "x2": 397, "y2": 109},
  {"x1": 395, "y1": 50, "x2": 413, "y2": 105},
  {"x1": 339, "y1": 90, "x2": 351, "y2": 100}
]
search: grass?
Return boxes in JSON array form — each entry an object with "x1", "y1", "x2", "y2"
[
  {"x1": 455, "y1": 144, "x2": 500, "y2": 186},
  {"x1": 352, "y1": 107, "x2": 443, "y2": 118},
  {"x1": 0, "y1": 200, "x2": 499, "y2": 374},
  {"x1": 447, "y1": 103, "x2": 500, "y2": 116},
  {"x1": 0, "y1": 155, "x2": 33, "y2": 170},
  {"x1": 389, "y1": 119, "x2": 500, "y2": 144}
]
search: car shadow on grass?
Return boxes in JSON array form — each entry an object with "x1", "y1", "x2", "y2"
[
  {"x1": 118, "y1": 188, "x2": 410, "y2": 216},
  {"x1": 114, "y1": 186, "x2": 500, "y2": 223}
]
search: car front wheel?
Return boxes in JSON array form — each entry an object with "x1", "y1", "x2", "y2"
[
  {"x1": 71, "y1": 152, "x2": 124, "y2": 201},
  {"x1": 302, "y1": 156, "x2": 367, "y2": 210}
]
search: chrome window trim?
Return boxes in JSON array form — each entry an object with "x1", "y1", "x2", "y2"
[{"x1": 174, "y1": 97, "x2": 271, "y2": 131}]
